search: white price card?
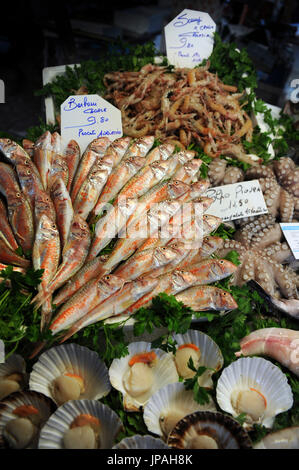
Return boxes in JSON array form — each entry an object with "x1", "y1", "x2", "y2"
[
  {"x1": 0, "y1": 340, "x2": 4, "y2": 363},
  {"x1": 204, "y1": 180, "x2": 268, "y2": 222},
  {"x1": 280, "y1": 223, "x2": 299, "y2": 260},
  {"x1": 61, "y1": 94, "x2": 123, "y2": 154},
  {"x1": 164, "y1": 9, "x2": 216, "y2": 68}
]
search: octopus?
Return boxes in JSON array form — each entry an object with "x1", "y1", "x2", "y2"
[
  {"x1": 216, "y1": 214, "x2": 299, "y2": 300},
  {"x1": 208, "y1": 157, "x2": 299, "y2": 223}
]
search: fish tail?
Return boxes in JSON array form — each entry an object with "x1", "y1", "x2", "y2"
[
  {"x1": 28, "y1": 340, "x2": 47, "y2": 359},
  {"x1": 40, "y1": 298, "x2": 53, "y2": 332}
]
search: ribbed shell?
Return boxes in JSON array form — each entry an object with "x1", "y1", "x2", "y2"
[
  {"x1": 0, "y1": 391, "x2": 56, "y2": 448},
  {"x1": 168, "y1": 411, "x2": 252, "y2": 449},
  {"x1": 143, "y1": 381, "x2": 217, "y2": 437},
  {"x1": 109, "y1": 341, "x2": 179, "y2": 411},
  {"x1": 0, "y1": 354, "x2": 26, "y2": 379},
  {"x1": 113, "y1": 434, "x2": 169, "y2": 449},
  {"x1": 216, "y1": 357, "x2": 294, "y2": 428},
  {"x1": 29, "y1": 343, "x2": 111, "y2": 405},
  {"x1": 38, "y1": 399, "x2": 123, "y2": 449},
  {"x1": 172, "y1": 330, "x2": 224, "y2": 387}
]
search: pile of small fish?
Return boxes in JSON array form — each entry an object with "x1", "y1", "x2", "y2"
[{"x1": 0, "y1": 133, "x2": 238, "y2": 340}]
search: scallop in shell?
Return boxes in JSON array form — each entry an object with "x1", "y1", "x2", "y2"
[
  {"x1": 168, "y1": 411, "x2": 252, "y2": 449},
  {"x1": 143, "y1": 382, "x2": 217, "y2": 440},
  {"x1": 0, "y1": 391, "x2": 56, "y2": 449},
  {"x1": 29, "y1": 343, "x2": 111, "y2": 406},
  {"x1": 38, "y1": 399, "x2": 123, "y2": 449},
  {"x1": 113, "y1": 435, "x2": 169, "y2": 449},
  {"x1": 172, "y1": 330, "x2": 223, "y2": 387},
  {"x1": 0, "y1": 354, "x2": 27, "y2": 400},
  {"x1": 216, "y1": 357, "x2": 293, "y2": 429},
  {"x1": 109, "y1": 341, "x2": 179, "y2": 411}
]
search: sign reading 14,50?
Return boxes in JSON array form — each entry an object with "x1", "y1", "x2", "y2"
[{"x1": 61, "y1": 94, "x2": 123, "y2": 154}]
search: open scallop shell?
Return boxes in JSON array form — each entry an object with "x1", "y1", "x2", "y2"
[
  {"x1": 38, "y1": 399, "x2": 123, "y2": 449},
  {"x1": 143, "y1": 382, "x2": 217, "y2": 439},
  {"x1": 29, "y1": 343, "x2": 111, "y2": 406},
  {"x1": 0, "y1": 354, "x2": 28, "y2": 400},
  {"x1": 113, "y1": 435, "x2": 169, "y2": 449},
  {"x1": 172, "y1": 330, "x2": 224, "y2": 387},
  {"x1": 109, "y1": 341, "x2": 179, "y2": 411},
  {"x1": 168, "y1": 411, "x2": 252, "y2": 449},
  {"x1": 0, "y1": 391, "x2": 56, "y2": 449},
  {"x1": 216, "y1": 357, "x2": 293, "y2": 429}
]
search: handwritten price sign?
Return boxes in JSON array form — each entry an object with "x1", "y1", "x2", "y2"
[
  {"x1": 61, "y1": 94, "x2": 123, "y2": 154},
  {"x1": 204, "y1": 180, "x2": 268, "y2": 222},
  {"x1": 165, "y1": 9, "x2": 216, "y2": 68}
]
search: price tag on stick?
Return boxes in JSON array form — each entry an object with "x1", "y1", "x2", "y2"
[
  {"x1": 165, "y1": 9, "x2": 216, "y2": 68},
  {"x1": 61, "y1": 94, "x2": 123, "y2": 154},
  {"x1": 204, "y1": 180, "x2": 268, "y2": 222},
  {"x1": 0, "y1": 340, "x2": 4, "y2": 363}
]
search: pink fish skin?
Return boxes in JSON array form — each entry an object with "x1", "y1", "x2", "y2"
[
  {"x1": 33, "y1": 131, "x2": 52, "y2": 190},
  {"x1": 32, "y1": 215, "x2": 91, "y2": 308},
  {"x1": 65, "y1": 140, "x2": 80, "y2": 192},
  {"x1": 236, "y1": 328, "x2": 299, "y2": 377},
  {"x1": 50, "y1": 274, "x2": 125, "y2": 335},
  {"x1": 0, "y1": 199, "x2": 18, "y2": 251},
  {"x1": 52, "y1": 255, "x2": 109, "y2": 307},
  {"x1": 50, "y1": 177, "x2": 74, "y2": 248},
  {"x1": 70, "y1": 137, "x2": 111, "y2": 203}
]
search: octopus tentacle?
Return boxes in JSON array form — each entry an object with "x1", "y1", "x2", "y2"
[
  {"x1": 279, "y1": 188, "x2": 295, "y2": 222},
  {"x1": 222, "y1": 166, "x2": 244, "y2": 185},
  {"x1": 207, "y1": 158, "x2": 227, "y2": 186},
  {"x1": 263, "y1": 241, "x2": 292, "y2": 264}
]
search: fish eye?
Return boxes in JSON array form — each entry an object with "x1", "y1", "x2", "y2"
[
  {"x1": 16, "y1": 192, "x2": 21, "y2": 198},
  {"x1": 26, "y1": 170, "x2": 31, "y2": 175},
  {"x1": 219, "y1": 260, "x2": 224, "y2": 264}
]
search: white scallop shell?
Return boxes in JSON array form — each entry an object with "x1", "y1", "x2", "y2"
[
  {"x1": 167, "y1": 411, "x2": 252, "y2": 449},
  {"x1": 109, "y1": 341, "x2": 179, "y2": 411},
  {"x1": 38, "y1": 399, "x2": 123, "y2": 449},
  {"x1": 0, "y1": 391, "x2": 56, "y2": 448},
  {"x1": 143, "y1": 382, "x2": 217, "y2": 438},
  {"x1": 29, "y1": 343, "x2": 111, "y2": 405},
  {"x1": 172, "y1": 330, "x2": 224, "y2": 387},
  {"x1": 113, "y1": 435, "x2": 169, "y2": 449},
  {"x1": 216, "y1": 357, "x2": 294, "y2": 429}
]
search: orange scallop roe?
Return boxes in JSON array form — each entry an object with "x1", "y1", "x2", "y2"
[
  {"x1": 178, "y1": 343, "x2": 200, "y2": 352},
  {"x1": 64, "y1": 373, "x2": 84, "y2": 386},
  {"x1": 128, "y1": 351, "x2": 157, "y2": 367},
  {"x1": 250, "y1": 388, "x2": 267, "y2": 408},
  {"x1": 70, "y1": 414, "x2": 100, "y2": 429},
  {"x1": 13, "y1": 405, "x2": 39, "y2": 417}
]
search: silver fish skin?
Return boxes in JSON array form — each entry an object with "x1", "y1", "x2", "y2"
[
  {"x1": 86, "y1": 197, "x2": 138, "y2": 261},
  {"x1": 50, "y1": 177, "x2": 74, "y2": 248},
  {"x1": 61, "y1": 277, "x2": 159, "y2": 338},
  {"x1": 73, "y1": 155, "x2": 114, "y2": 219},
  {"x1": 70, "y1": 137, "x2": 111, "y2": 203},
  {"x1": 175, "y1": 286, "x2": 238, "y2": 311},
  {"x1": 143, "y1": 143, "x2": 175, "y2": 165},
  {"x1": 124, "y1": 135, "x2": 155, "y2": 158},
  {"x1": 49, "y1": 153, "x2": 69, "y2": 189},
  {"x1": 0, "y1": 138, "x2": 30, "y2": 162},
  {"x1": 50, "y1": 274, "x2": 126, "y2": 335},
  {"x1": 33, "y1": 131, "x2": 52, "y2": 190},
  {"x1": 105, "y1": 136, "x2": 132, "y2": 167},
  {"x1": 53, "y1": 255, "x2": 109, "y2": 306},
  {"x1": 32, "y1": 215, "x2": 91, "y2": 308},
  {"x1": 113, "y1": 244, "x2": 179, "y2": 280},
  {"x1": 65, "y1": 140, "x2": 81, "y2": 192}
]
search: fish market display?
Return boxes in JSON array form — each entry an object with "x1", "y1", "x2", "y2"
[
  {"x1": 103, "y1": 64, "x2": 258, "y2": 165},
  {"x1": 0, "y1": 134, "x2": 237, "y2": 338}
]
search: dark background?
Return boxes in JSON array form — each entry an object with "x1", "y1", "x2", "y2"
[{"x1": 0, "y1": 0, "x2": 298, "y2": 138}]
